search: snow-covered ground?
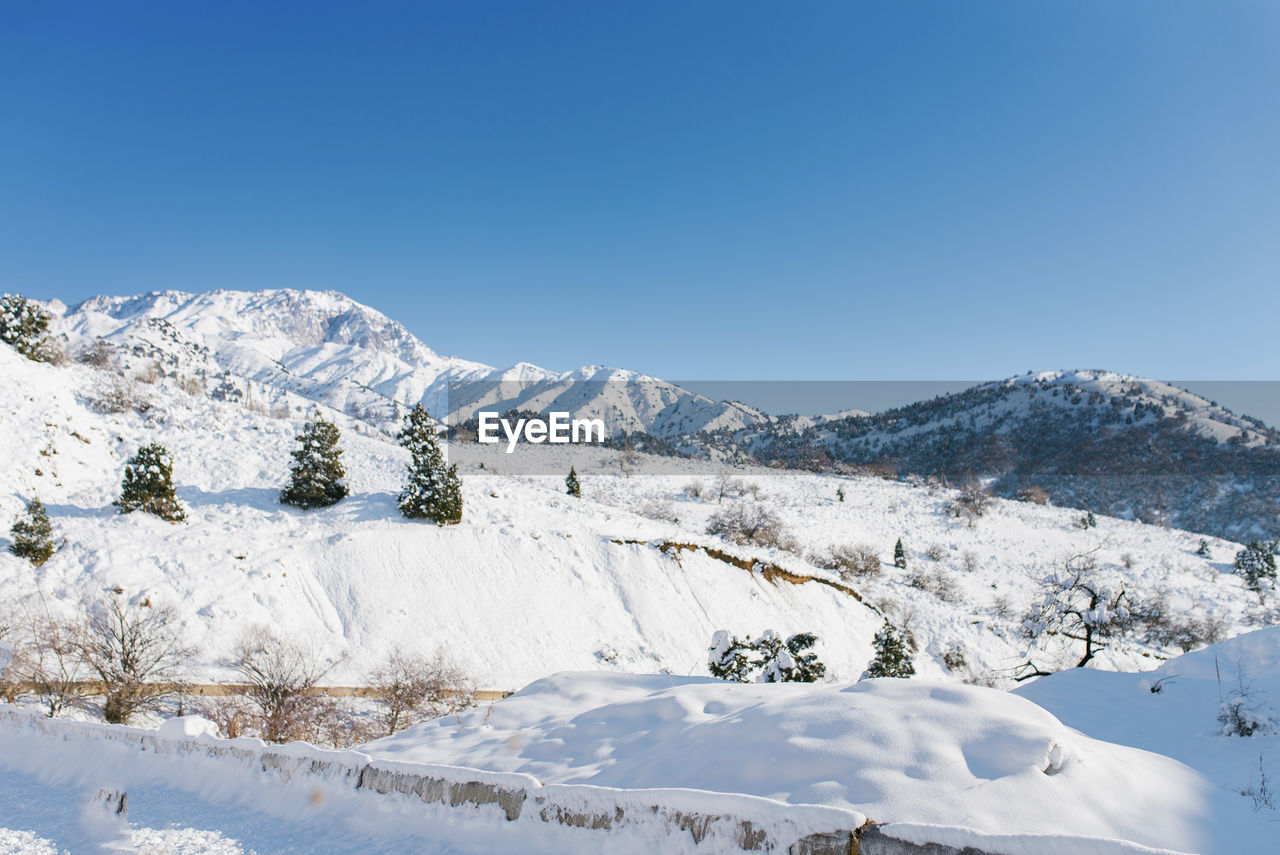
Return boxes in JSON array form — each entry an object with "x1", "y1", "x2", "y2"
[{"x1": 0, "y1": 342, "x2": 1264, "y2": 689}]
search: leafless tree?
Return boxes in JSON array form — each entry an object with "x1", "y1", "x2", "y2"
[
  {"x1": 228, "y1": 625, "x2": 336, "y2": 743},
  {"x1": 367, "y1": 649, "x2": 474, "y2": 736},
  {"x1": 18, "y1": 609, "x2": 85, "y2": 717},
  {"x1": 1017, "y1": 550, "x2": 1157, "y2": 678},
  {"x1": 75, "y1": 596, "x2": 196, "y2": 723}
]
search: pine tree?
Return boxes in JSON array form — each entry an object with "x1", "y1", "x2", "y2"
[
  {"x1": 0, "y1": 293, "x2": 53, "y2": 361},
  {"x1": 781, "y1": 632, "x2": 826, "y2": 682},
  {"x1": 863, "y1": 620, "x2": 915, "y2": 679},
  {"x1": 1235, "y1": 541, "x2": 1277, "y2": 592},
  {"x1": 115, "y1": 443, "x2": 186, "y2": 522},
  {"x1": 280, "y1": 412, "x2": 348, "y2": 510},
  {"x1": 708, "y1": 631, "x2": 753, "y2": 682},
  {"x1": 397, "y1": 405, "x2": 462, "y2": 525},
  {"x1": 10, "y1": 497, "x2": 55, "y2": 565},
  {"x1": 836, "y1": 487, "x2": 845, "y2": 503},
  {"x1": 1196, "y1": 539, "x2": 1211, "y2": 558},
  {"x1": 565, "y1": 466, "x2": 581, "y2": 498},
  {"x1": 893, "y1": 537, "x2": 907, "y2": 569}
]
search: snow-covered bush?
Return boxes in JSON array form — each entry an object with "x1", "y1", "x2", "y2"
[
  {"x1": 1235, "y1": 541, "x2": 1277, "y2": 592},
  {"x1": 810, "y1": 543, "x2": 881, "y2": 580},
  {"x1": 906, "y1": 567, "x2": 962, "y2": 603},
  {"x1": 708, "y1": 630, "x2": 826, "y2": 683},
  {"x1": 924, "y1": 543, "x2": 946, "y2": 561},
  {"x1": 565, "y1": 466, "x2": 581, "y2": 498},
  {"x1": 9, "y1": 497, "x2": 55, "y2": 565},
  {"x1": 862, "y1": 620, "x2": 915, "y2": 679},
  {"x1": 706, "y1": 503, "x2": 794, "y2": 551},
  {"x1": 396, "y1": 404, "x2": 461, "y2": 524},
  {"x1": 0, "y1": 293, "x2": 56, "y2": 362},
  {"x1": 115, "y1": 443, "x2": 186, "y2": 522},
  {"x1": 367, "y1": 649, "x2": 474, "y2": 736},
  {"x1": 682, "y1": 479, "x2": 706, "y2": 500},
  {"x1": 74, "y1": 337, "x2": 116, "y2": 368},
  {"x1": 280, "y1": 411, "x2": 349, "y2": 511},
  {"x1": 92, "y1": 376, "x2": 146, "y2": 414},
  {"x1": 1218, "y1": 675, "x2": 1275, "y2": 738},
  {"x1": 638, "y1": 498, "x2": 679, "y2": 523}
]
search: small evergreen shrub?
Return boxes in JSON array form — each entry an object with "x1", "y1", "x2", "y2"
[
  {"x1": 115, "y1": 443, "x2": 186, "y2": 522},
  {"x1": 863, "y1": 619, "x2": 915, "y2": 678},
  {"x1": 565, "y1": 466, "x2": 581, "y2": 498},
  {"x1": 280, "y1": 411, "x2": 348, "y2": 510},
  {"x1": 1236, "y1": 541, "x2": 1278, "y2": 591},
  {"x1": 0, "y1": 293, "x2": 56, "y2": 362},
  {"x1": 9, "y1": 497, "x2": 55, "y2": 565}
]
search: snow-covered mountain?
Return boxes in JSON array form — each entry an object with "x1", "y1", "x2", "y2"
[{"x1": 55, "y1": 289, "x2": 767, "y2": 436}]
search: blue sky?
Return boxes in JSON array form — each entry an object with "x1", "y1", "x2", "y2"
[{"x1": 2, "y1": 2, "x2": 1278, "y2": 402}]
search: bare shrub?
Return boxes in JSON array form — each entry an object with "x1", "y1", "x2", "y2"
[
  {"x1": 682, "y1": 480, "x2": 706, "y2": 500},
  {"x1": 961, "y1": 550, "x2": 979, "y2": 573},
  {"x1": 367, "y1": 650, "x2": 475, "y2": 736},
  {"x1": 178, "y1": 376, "x2": 204, "y2": 396},
  {"x1": 93, "y1": 376, "x2": 145, "y2": 414},
  {"x1": 942, "y1": 646, "x2": 967, "y2": 672},
  {"x1": 15, "y1": 609, "x2": 85, "y2": 717},
  {"x1": 707, "y1": 503, "x2": 794, "y2": 551},
  {"x1": 1149, "y1": 611, "x2": 1227, "y2": 653},
  {"x1": 228, "y1": 626, "x2": 337, "y2": 743},
  {"x1": 925, "y1": 543, "x2": 946, "y2": 562},
  {"x1": 197, "y1": 694, "x2": 257, "y2": 739},
  {"x1": 135, "y1": 361, "x2": 163, "y2": 385},
  {"x1": 638, "y1": 499, "x2": 679, "y2": 524},
  {"x1": 1016, "y1": 485, "x2": 1050, "y2": 505},
  {"x1": 906, "y1": 567, "x2": 962, "y2": 603},
  {"x1": 947, "y1": 481, "x2": 993, "y2": 523},
  {"x1": 75, "y1": 596, "x2": 195, "y2": 724},
  {"x1": 75, "y1": 338, "x2": 116, "y2": 368},
  {"x1": 712, "y1": 474, "x2": 760, "y2": 503},
  {"x1": 811, "y1": 543, "x2": 881, "y2": 580}
]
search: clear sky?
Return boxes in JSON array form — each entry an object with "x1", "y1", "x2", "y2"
[{"x1": 3, "y1": 2, "x2": 1278, "y2": 400}]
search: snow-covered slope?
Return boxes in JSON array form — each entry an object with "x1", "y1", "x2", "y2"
[
  {"x1": 55, "y1": 289, "x2": 766, "y2": 435},
  {"x1": 0, "y1": 341, "x2": 1266, "y2": 689}
]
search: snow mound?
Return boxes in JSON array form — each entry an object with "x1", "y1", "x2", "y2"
[
  {"x1": 157, "y1": 715, "x2": 220, "y2": 740},
  {"x1": 1019, "y1": 626, "x2": 1280, "y2": 854},
  {"x1": 364, "y1": 671, "x2": 1209, "y2": 852}
]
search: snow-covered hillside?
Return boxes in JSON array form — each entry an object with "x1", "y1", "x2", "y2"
[
  {"x1": 0, "y1": 338, "x2": 1267, "y2": 689},
  {"x1": 727, "y1": 369, "x2": 1280, "y2": 540}
]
